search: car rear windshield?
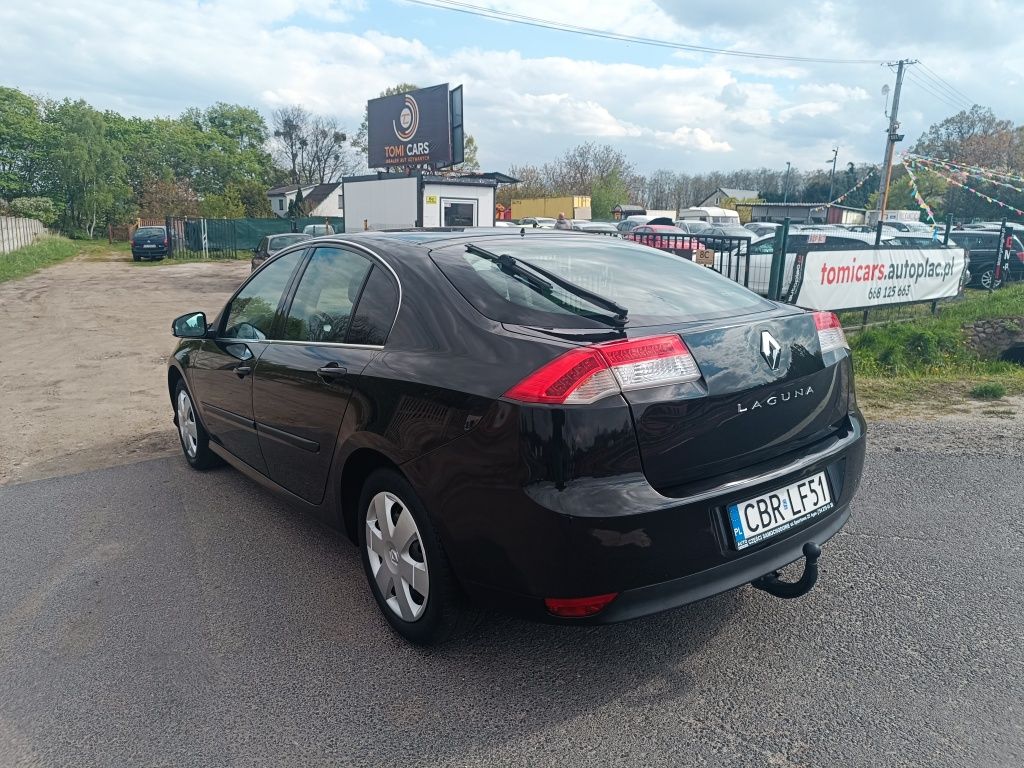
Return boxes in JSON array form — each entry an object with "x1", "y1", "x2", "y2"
[
  {"x1": 136, "y1": 227, "x2": 165, "y2": 237},
  {"x1": 430, "y1": 237, "x2": 772, "y2": 328},
  {"x1": 268, "y1": 234, "x2": 310, "y2": 252}
]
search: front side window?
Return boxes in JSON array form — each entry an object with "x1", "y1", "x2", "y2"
[
  {"x1": 222, "y1": 250, "x2": 305, "y2": 339},
  {"x1": 282, "y1": 247, "x2": 372, "y2": 343}
]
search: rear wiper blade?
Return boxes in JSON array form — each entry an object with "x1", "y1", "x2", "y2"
[
  {"x1": 465, "y1": 244, "x2": 629, "y2": 326},
  {"x1": 465, "y1": 244, "x2": 552, "y2": 293}
]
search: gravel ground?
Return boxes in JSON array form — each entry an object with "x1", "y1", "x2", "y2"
[{"x1": 0, "y1": 250, "x2": 249, "y2": 485}]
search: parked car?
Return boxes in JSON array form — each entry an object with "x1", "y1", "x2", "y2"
[
  {"x1": 947, "y1": 229, "x2": 1024, "y2": 289},
  {"x1": 615, "y1": 218, "x2": 648, "y2": 234},
  {"x1": 722, "y1": 231, "x2": 894, "y2": 296},
  {"x1": 251, "y1": 233, "x2": 313, "y2": 271},
  {"x1": 745, "y1": 222, "x2": 781, "y2": 237},
  {"x1": 675, "y1": 220, "x2": 712, "y2": 234},
  {"x1": 573, "y1": 222, "x2": 620, "y2": 236},
  {"x1": 627, "y1": 224, "x2": 708, "y2": 257},
  {"x1": 705, "y1": 226, "x2": 756, "y2": 238},
  {"x1": 520, "y1": 217, "x2": 556, "y2": 229},
  {"x1": 131, "y1": 225, "x2": 169, "y2": 261},
  {"x1": 302, "y1": 224, "x2": 335, "y2": 236},
  {"x1": 167, "y1": 231, "x2": 866, "y2": 644},
  {"x1": 889, "y1": 233, "x2": 971, "y2": 286}
]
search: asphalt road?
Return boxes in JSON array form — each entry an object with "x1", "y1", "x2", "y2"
[{"x1": 1, "y1": 426, "x2": 1021, "y2": 768}]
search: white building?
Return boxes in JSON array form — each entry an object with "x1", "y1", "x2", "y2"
[
  {"x1": 266, "y1": 183, "x2": 344, "y2": 219},
  {"x1": 342, "y1": 173, "x2": 503, "y2": 231}
]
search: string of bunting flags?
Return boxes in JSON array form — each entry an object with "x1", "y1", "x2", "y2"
[
  {"x1": 810, "y1": 170, "x2": 876, "y2": 211},
  {"x1": 906, "y1": 153, "x2": 1024, "y2": 186},
  {"x1": 908, "y1": 154, "x2": 1024, "y2": 195},
  {"x1": 900, "y1": 159, "x2": 935, "y2": 224},
  {"x1": 909, "y1": 157, "x2": 1024, "y2": 218}
]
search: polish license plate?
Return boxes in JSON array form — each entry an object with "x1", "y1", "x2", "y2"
[
  {"x1": 143, "y1": 243, "x2": 156, "y2": 248},
  {"x1": 728, "y1": 472, "x2": 833, "y2": 550}
]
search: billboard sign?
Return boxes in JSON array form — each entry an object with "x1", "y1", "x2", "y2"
[
  {"x1": 367, "y1": 84, "x2": 452, "y2": 168},
  {"x1": 793, "y1": 247, "x2": 968, "y2": 311}
]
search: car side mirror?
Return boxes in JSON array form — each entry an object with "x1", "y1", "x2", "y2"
[{"x1": 172, "y1": 311, "x2": 208, "y2": 338}]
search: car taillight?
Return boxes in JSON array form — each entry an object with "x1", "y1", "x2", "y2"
[
  {"x1": 814, "y1": 311, "x2": 848, "y2": 354},
  {"x1": 164, "y1": 236, "x2": 169, "y2": 246},
  {"x1": 1015, "y1": 251, "x2": 1024, "y2": 263},
  {"x1": 544, "y1": 592, "x2": 618, "y2": 618},
  {"x1": 504, "y1": 334, "x2": 702, "y2": 405}
]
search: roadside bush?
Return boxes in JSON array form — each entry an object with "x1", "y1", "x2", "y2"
[
  {"x1": 9, "y1": 197, "x2": 58, "y2": 226},
  {"x1": 970, "y1": 382, "x2": 1006, "y2": 400}
]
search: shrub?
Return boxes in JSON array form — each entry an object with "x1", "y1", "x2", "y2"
[
  {"x1": 9, "y1": 196, "x2": 59, "y2": 226},
  {"x1": 970, "y1": 382, "x2": 1006, "y2": 400}
]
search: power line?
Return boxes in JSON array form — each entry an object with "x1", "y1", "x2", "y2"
[
  {"x1": 913, "y1": 66, "x2": 972, "y2": 107},
  {"x1": 918, "y1": 62, "x2": 975, "y2": 106},
  {"x1": 904, "y1": 70, "x2": 970, "y2": 112},
  {"x1": 402, "y1": 0, "x2": 886, "y2": 64}
]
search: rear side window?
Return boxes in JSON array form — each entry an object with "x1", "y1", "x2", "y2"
[
  {"x1": 431, "y1": 237, "x2": 771, "y2": 329},
  {"x1": 348, "y1": 267, "x2": 400, "y2": 345},
  {"x1": 281, "y1": 247, "x2": 372, "y2": 343}
]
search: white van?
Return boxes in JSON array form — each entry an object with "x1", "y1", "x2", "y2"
[{"x1": 676, "y1": 206, "x2": 741, "y2": 225}]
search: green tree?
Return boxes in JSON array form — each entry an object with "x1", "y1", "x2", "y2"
[
  {"x1": 231, "y1": 179, "x2": 274, "y2": 217},
  {"x1": 41, "y1": 99, "x2": 130, "y2": 236},
  {"x1": 0, "y1": 87, "x2": 45, "y2": 200},
  {"x1": 591, "y1": 170, "x2": 630, "y2": 220},
  {"x1": 201, "y1": 188, "x2": 246, "y2": 218}
]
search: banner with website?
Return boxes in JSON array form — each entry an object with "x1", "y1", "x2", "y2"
[{"x1": 793, "y1": 247, "x2": 968, "y2": 311}]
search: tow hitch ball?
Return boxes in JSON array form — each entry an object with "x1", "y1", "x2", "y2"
[{"x1": 752, "y1": 542, "x2": 822, "y2": 599}]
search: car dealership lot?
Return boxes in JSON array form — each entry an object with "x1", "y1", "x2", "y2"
[{"x1": 1, "y1": 254, "x2": 1022, "y2": 766}]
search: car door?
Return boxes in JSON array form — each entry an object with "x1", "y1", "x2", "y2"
[
  {"x1": 190, "y1": 249, "x2": 307, "y2": 474},
  {"x1": 252, "y1": 245, "x2": 400, "y2": 504}
]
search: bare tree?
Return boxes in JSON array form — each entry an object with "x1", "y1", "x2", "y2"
[{"x1": 271, "y1": 106, "x2": 309, "y2": 185}]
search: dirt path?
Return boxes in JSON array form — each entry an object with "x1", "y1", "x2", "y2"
[{"x1": 0, "y1": 248, "x2": 249, "y2": 485}]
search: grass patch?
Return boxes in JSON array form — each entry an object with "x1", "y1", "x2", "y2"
[
  {"x1": 848, "y1": 284, "x2": 1024, "y2": 378},
  {"x1": 970, "y1": 382, "x2": 1007, "y2": 400},
  {"x1": 0, "y1": 235, "x2": 80, "y2": 282}
]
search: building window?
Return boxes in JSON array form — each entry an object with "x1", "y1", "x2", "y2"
[
  {"x1": 277, "y1": 198, "x2": 284, "y2": 211},
  {"x1": 338, "y1": 194, "x2": 343, "y2": 209}
]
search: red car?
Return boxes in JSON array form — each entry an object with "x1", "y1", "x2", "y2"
[{"x1": 627, "y1": 225, "x2": 707, "y2": 258}]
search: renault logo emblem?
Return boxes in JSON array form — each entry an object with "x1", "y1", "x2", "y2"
[{"x1": 760, "y1": 330, "x2": 782, "y2": 371}]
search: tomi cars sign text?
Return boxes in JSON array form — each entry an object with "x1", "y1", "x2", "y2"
[
  {"x1": 793, "y1": 247, "x2": 968, "y2": 311},
  {"x1": 367, "y1": 84, "x2": 452, "y2": 168}
]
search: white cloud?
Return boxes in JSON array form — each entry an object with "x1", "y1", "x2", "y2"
[{"x1": 1, "y1": 0, "x2": 1021, "y2": 176}]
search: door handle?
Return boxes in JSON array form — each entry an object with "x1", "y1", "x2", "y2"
[
  {"x1": 234, "y1": 364, "x2": 252, "y2": 378},
  {"x1": 317, "y1": 363, "x2": 348, "y2": 381}
]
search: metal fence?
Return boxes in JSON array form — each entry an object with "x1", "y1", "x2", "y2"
[
  {"x1": 0, "y1": 216, "x2": 47, "y2": 254},
  {"x1": 164, "y1": 216, "x2": 345, "y2": 258}
]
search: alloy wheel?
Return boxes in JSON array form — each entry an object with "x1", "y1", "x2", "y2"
[
  {"x1": 177, "y1": 389, "x2": 199, "y2": 458},
  {"x1": 365, "y1": 491, "x2": 430, "y2": 621}
]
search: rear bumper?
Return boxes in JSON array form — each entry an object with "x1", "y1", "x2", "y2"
[
  {"x1": 410, "y1": 404, "x2": 866, "y2": 624},
  {"x1": 132, "y1": 246, "x2": 167, "y2": 258}
]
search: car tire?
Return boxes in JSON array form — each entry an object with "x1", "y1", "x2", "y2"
[
  {"x1": 173, "y1": 379, "x2": 221, "y2": 470},
  {"x1": 132, "y1": 254, "x2": 141, "y2": 262},
  {"x1": 979, "y1": 267, "x2": 1002, "y2": 290},
  {"x1": 358, "y1": 469, "x2": 468, "y2": 645}
]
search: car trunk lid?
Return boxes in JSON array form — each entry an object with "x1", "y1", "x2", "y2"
[{"x1": 619, "y1": 312, "x2": 850, "y2": 492}]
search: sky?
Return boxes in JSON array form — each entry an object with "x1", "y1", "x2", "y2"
[{"x1": 2, "y1": 0, "x2": 1022, "y2": 176}]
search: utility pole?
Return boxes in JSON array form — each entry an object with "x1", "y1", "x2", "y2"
[
  {"x1": 877, "y1": 59, "x2": 915, "y2": 222},
  {"x1": 827, "y1": 147, "x2": 839, "y2": 201},
  {"x1": 783, "y1": 161, "x2": 792, "y2": 205}
]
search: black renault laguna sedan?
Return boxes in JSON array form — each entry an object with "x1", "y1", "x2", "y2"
[{"x1": 168, "y1": 230, "x2": 865, "y2": 644}]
